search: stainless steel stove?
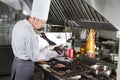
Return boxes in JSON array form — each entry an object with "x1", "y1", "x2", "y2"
[{"x1": 46, "y1": 56, "x2": 116, "y2": 80}]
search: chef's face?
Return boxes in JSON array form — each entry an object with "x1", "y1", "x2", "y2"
[{"x1": 33, "y1": 18, "x2": 46, "y2": 29}]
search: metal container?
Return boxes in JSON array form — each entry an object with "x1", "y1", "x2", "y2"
[
  {"x1": 91, "y1": 63, "x2": 112, "y2": 77},
  {"x1": 110, "y1": 53, "x2": 118, "y2": 61},
  {"x1": 90, "y1": 63, "x2": 103, "y2": 75},
  {"x1": 104, "y1": 70, "x2": 112, "y2": 77}
]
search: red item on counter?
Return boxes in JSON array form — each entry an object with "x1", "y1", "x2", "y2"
[{"x1": 68, "y1": 48, "x2": 74, "y2": 59}]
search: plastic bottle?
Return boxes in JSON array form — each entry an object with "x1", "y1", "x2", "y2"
[{"x1": 68, "y1": 48, "x2": 74, "y2": 59}]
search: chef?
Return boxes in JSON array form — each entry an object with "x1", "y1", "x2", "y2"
[{"x1": 11, "y1": 0, "x2": 55, "y2": 80}]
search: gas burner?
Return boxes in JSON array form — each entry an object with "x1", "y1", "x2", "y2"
[{"x1": 47, "y1": 56, "x2": 116, "y2": 80}]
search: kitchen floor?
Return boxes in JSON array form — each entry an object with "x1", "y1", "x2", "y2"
[
  {"x1": 0, "y1": 66, "x2": 45, "y2": 80},
  {"x1": 0, "y1": 75, "x2": 10, "y2": 80}
]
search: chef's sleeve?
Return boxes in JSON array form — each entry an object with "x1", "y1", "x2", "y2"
[{"x1": 26, "y1": 34, "x2": 48, "y2": 62}]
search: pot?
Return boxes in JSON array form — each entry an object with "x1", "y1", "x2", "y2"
[
  {"x1": 103, "y1": 65, "x2": 111, "y2": 71},
  {"x1": 91, "y1": 63, "x2": 112, "y2": 77},
  {"x1": 90, "y1": 63, "x2": 103, "y2": 75},
  {"x1": 110, "y1": 53, "x2": 118, "y2": 61},
  {"x1": 104, "y1": 70, "x2": 112, "y2": 77}
]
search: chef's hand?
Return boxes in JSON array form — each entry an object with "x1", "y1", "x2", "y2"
[
  {"x1": 40, "y1": 32, "x2": 47, "y2": 39},
  {"x1": 54, "y1": 44, "x2": 64, "y2": 54},
  {"x1": 45, "y1": 45, "x2": 58, "y2": 50}
]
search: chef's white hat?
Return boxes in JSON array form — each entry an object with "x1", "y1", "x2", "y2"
[{"x1": 30, "y1": 0, "x2": 51, "y2": 20}]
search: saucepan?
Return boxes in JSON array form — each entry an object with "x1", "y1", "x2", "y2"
[
  {"x1": 90, "y1": 63, "x2": 103, "y2": 75},
  {"x1": 109, "y1": 53, "x2": 118, "y2": 61},
  {"x1": 90, "y1": 63, "x2": 112, "y2": 77}
]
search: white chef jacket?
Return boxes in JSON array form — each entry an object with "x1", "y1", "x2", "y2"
[{"x1": 11, "y1": 19, "x2": 48, "y2": 62}]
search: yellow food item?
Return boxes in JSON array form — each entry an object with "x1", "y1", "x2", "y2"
[
  {"x1": 80, "y1": 44, "x2": 85, "y2": 54},
  {"x1": 86, "y1": 29, "x2": 96, "y2": 58}
]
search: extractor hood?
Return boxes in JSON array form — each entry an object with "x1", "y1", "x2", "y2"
[
  {"x1": 84, "y1": 0, "x2": 120, "y2": 31},
  {"x1": 48, "y1": 0, "x2": 117, "y2": 31},
  {"x1": 0, "y1": 0, "x2": 118, "y2": 31}
]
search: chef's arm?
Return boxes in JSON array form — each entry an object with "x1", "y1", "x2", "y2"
[
  {"x1": 26, "y1": 34, "x2": 59, "y2": 62},
  {"x1": 40, "y1": 32, "x2": 56, "y2": 45},
  {"x1": 25, "y1": 34, "x2": 48, "y2": 62}
]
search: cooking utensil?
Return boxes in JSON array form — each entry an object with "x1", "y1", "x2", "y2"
[
  {"x1": 104, "y1": 70, "x2": 112, "y2": 77},
  {"x1": 49, "y1": 60, "x2": 72, "y2": 70},
  {"x1": 110, "y1": 53, "x2": 118, "y2": 61},
  {"x1": 90, "y1": 63, "x2": 103, "y2": 75},
  {"x1": 91, "y1": 63, "x2": 113, "y2": 78}
]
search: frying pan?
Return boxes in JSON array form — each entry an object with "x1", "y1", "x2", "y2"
[
  {"x1": 54, "y1": 56, "x2": 73, "y2": 62},
  {"x1": 49, "y1": 60, "x2": 72, "y2": 70}
]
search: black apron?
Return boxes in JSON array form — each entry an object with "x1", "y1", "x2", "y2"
[{"x1": 11, "y1": 57, "x2": 34, "y2": 80}]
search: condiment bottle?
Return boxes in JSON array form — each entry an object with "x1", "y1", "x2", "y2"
[{"x1": 68, "y1": 48, "x2": 74, "y2": 59}]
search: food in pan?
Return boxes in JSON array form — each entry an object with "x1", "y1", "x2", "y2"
[{"x1": 55, "y1": 63, "x2": 66, "y2": 68}]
